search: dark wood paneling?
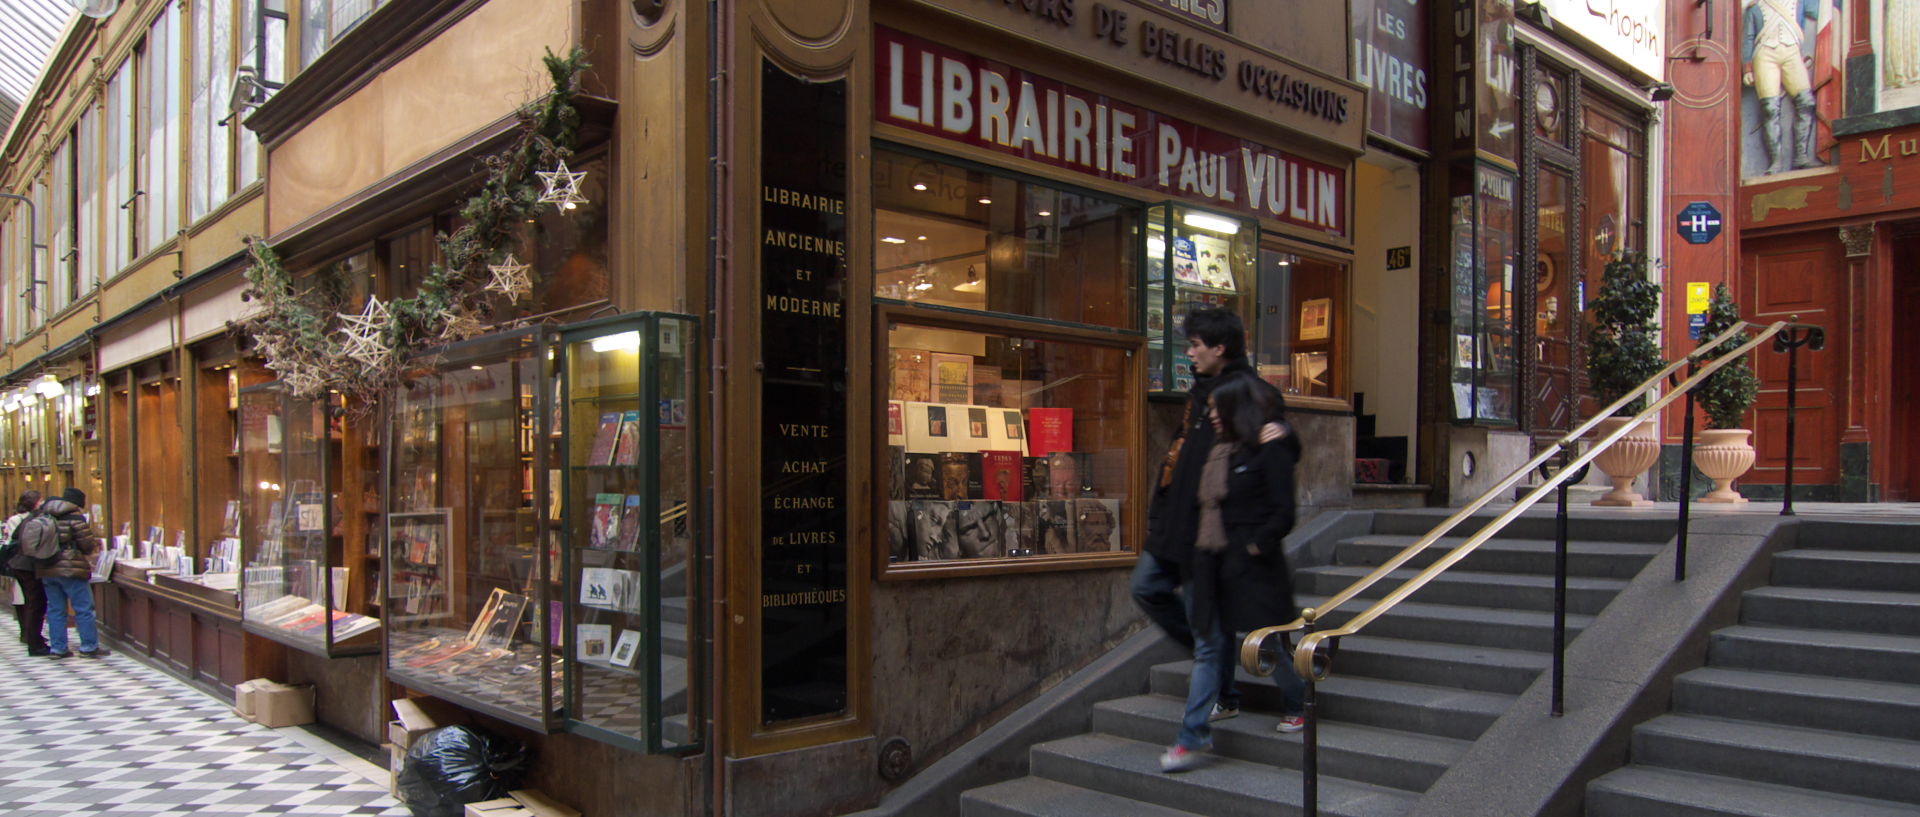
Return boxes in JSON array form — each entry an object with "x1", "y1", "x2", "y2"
[{"x1": 1743, "y1": 236, "x2": 1844, "y2": 485}]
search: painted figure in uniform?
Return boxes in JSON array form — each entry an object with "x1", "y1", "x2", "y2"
[{"x1": 1743, "y1": 0, "x2": 1824, "y2": 172}]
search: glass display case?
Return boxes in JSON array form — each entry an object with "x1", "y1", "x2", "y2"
[
  {"x1": 561, "y1": 313, "x2": 700, "y2": 753},
  {"x1": 1145, "y1": 204, "x2": 1258, "y2": 394},
  {"x1": 1448, "y1": 164, "x2": 1518, "y2": 423},
  {"x1": 238, "y1": 383, "x2": 382, "y2": 655},
  {"x1": 882, "y1": 312, "x2": 1137, "y2": 570},
  {"x1": 384, "y1": 328, "x2": 560, "y2": 729}
]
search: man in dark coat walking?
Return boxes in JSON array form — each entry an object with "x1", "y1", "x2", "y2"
[
  {"x1": 19, "y1": 488, "x2": 108, "y2": 659},
  {"x1": 1134, "y1": 307, "x2": 1288, "y2": 723}
]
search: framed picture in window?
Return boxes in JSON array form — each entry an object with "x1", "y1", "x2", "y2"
[{"x1": 1299, "y1": 298, "x2": 1332, "y2": 341}]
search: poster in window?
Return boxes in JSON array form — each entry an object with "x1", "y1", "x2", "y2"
[
  {"x1": 1299, "y1": 298, "x2": 1332, "y2": 341},
  {"x1": 929, "y1": 353, "x2": 973, "y2": 403}
]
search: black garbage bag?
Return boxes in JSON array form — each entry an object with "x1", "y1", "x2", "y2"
[{"x1": 397, "y1": 725, "x2": 533, "y2": 817}]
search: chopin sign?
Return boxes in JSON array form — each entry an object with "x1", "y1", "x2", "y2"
[
  {"x1": 877, "y1": 26, "x2": 1347, "y2": 236},
  {"x1": 1535, "y1": 0, "x2": 1665, "y2": 80}
]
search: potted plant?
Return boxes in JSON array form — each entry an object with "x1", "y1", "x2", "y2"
[
  {"x1": 1691, "y1": 284, "x2": 1761, "y2": 502},
  {"x1": 1585, "y1": 253, "x2": 1667, "y2": 506}
]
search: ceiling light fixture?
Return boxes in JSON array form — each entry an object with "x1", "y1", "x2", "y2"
[
  {"x1": 1182, "y1": 212, "x2": 1241, "y2": 235},
  {"x1": 912, "y1": 183, "x2": 928, "y2": 191},
  {"x1": 880, "y1": 236, "x2": 907, "y2": 244}
]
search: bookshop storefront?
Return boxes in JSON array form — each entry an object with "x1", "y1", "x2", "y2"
[{"x1": 724, "y1": 1, "x2": 1366, "y2": 812}]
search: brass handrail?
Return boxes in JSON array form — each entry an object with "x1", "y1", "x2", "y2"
[{"x1": 1241, "y1": 319, "x2": 1795, "y2": 681}]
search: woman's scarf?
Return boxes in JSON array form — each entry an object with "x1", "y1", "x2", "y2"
[{"x1": 1195, "y1": 442, "x2": 1233, "y2": 553}]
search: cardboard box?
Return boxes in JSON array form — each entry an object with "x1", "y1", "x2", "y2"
[
  {"x1": 234, "y1": 679, "x2": 315, "y2": 727},
  {"x1": 464, "y1": 798, "x2": 525, "y2": 816},
  {"x1": 389, "y1": 744, "x2": 406, "y2": 802},
  {"x1": 252, "y1": 682, "x2": 315, "y2": 727},
  {"x1": 508, "y1": 789, "x2": 581, "y2": 817},
  {"x1": 388, "y1": 719, "x2": 435, "y2": 750},
  {"x1": 391, "y1": 696, "x2": 466, "y2": 733}
]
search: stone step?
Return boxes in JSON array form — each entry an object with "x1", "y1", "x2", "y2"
[
  {"x1": 1365, "y1": 511, "x2": 1673, "y2": 543},
  {"x1": 1333, "y1": 534, "x2": 1662, "y2": 579},
  {"x1": 960, "y1": 777, "x2": 1205, "y2": 817},
  {"x1": 1673, "y1": 667, "x2": 1920, "y2": 742},
  {"x1": 1587, "y1": 766, "x2": 1920, "y2": 817},
  {"x1": 1026, "y1": 732, "x2": 1417, "y2": 817},
  {"x1": 1147, "y1": 663, "x2": 1512, "y2": 741},
  {"x1": 1629, "y1": 714, "x2": 1920, "y2": 805},
  {"x1": 1708, "y1": 625, "x2": 1920, "y2": 685},
  {"x1": 1300, "y1": 565, "x2": 1629, "y2": 616},
  {"x1": 1789, "y1": 520, "x2": 1920, "y2": 553},
  {"x1": 1769, "y1": 549, "x2": 1920, "y2": 594},
  {"x1": 1090, "y1": 693, "x2": 1468, "y2": 793},
  {"x1": 1301, "y1": 595, "x2": 1592, "y2": 654},
  {"x1": 1741, "y1": 586, "x2": 1920, "y2": 636}
]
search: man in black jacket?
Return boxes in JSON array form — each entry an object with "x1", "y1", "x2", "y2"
[
  {"x1": 20, "y1": 488, "x2": 107, "y2": 659},
  {"x1": 1135, "y1": 307, "x2": 1288, "y2": 726}
]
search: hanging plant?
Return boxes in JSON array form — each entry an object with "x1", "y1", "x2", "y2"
[
  {"x1": 1694, "y1": 284, "x2": 1760, "y2": 429},
  {"x1": 235, "y1": 46, "x2": 590, "y2": 411}
]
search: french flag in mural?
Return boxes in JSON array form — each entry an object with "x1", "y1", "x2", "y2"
[{"x1": 1813, "y1": 0, "x2": 1842, "y2": 156}]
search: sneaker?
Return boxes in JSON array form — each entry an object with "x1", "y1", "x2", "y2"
[
  {"x1": 26, "y1": 647, "x2": 48, "y2": 656},
  {"x1": 77, "y1": 649, "x2": 108, "y2": 659},
  {"x1": 1159, "y1": 743, "x2": 1209, "y2": 773},
  {"x1": 46, "y1": 652, "x2": 70, "y2": 660},
  {"x1": 1276, "y1": 715, "x2": 1307, "y2": 734},
  {"x1": 1208, "y1": 702, "x2": 1239, "y2": 722}
]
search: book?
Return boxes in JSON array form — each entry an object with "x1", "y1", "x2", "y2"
[
  {"x1": 1044, "y1": 451, "x2": 1090, "y2": 499},
  {"x1": 1027, "y1": 408, "x2": 1073, "y2": 455},
  {"x1": 1001, "y1": 501, "x2": 1038, "y2": 557},
  {"x1": 613, "y1": 410, "x2": 643, "y2": 465},
  {"x1": 952, "y1": 500, "x2": 1005, "y2": 558},
  {"x1": 1073, "y1": 498, "x2": 1121, "y2": 552},
  {"x1": 576, "y1": 623, "x2": 612, "y2": 662},
  {"x1": 890, "y1": 348, "x2": 932, "y2": 402},
  {"x1": 586, "y1": 412, "x2": 622, "y2": 465},
  {"x1": 610, "y1": 629, "x2": 642, "y2": 668},
  {"x1": 903, "y1": 453, "x2": 943, "y2": 499},
  {"x1": 617, "y1": 494, "x2": 644, "y2": 551},
  {"x1": 909, "y1": 500, "x2": 957, "y2": 561},
  {"x1": 929, "y1": 353, "x2": 973, "y2": 403},
  {"x1": 588, "y1": 493, "x2": 622, "y2": 550},
  {"x1": 903, "y1": 402, "x2": 950, "y2": 453},
  {"x1": 580, "y1": 567, "x2": 616, "y2": 607},
  {"x1": 972, "y1": 366, "x2": 1003, "y2": 407},
  {"x1": 982, "y1": 450, "x2": 1023, "y2": 501},
  {"x1": 988, "y1": 408, "x2": 1028, "y2": 456},
  {"x1": 966, "y1": 407, "x2": 990, "y2": 441},
  {"x1": 1036, "y1": 500, "x2": 1075, "y2": 554},
  {"x1": 886, "y1": 401, "x2": 906, "y2": 447},
  {"x1": 939, "y1": 452, "x2": 982, "y2": 500},
  {"x1": 1172, "y1": 236, "x2": 1200, "y2": 284},
  {"x1": 887, "y1": 445, "x2": 906, "y2": 500},
  {"x1": 887, "y1": 501, "x2": 912, "y2": 562}
]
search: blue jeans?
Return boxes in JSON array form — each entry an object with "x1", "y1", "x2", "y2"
[
  {"x1": 43, "y1": 576, "x2": 98, "y2": 655},
  {"x1": 1131, "y1": 550, "x2": 1194, "y2": 649},
  {"x1": 1178, "y1": 610, "x2": 1238, "y2": 749}
]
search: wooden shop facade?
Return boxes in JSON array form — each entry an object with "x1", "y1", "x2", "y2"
[{"x1": 2, "y1": 0, "x2": 1383, "y2": 815}]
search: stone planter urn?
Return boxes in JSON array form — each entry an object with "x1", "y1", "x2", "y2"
[
  {"x1": 1692, "y1": 428, "x2": 1755, "y2": 503},
  {"x1": 1590, "y1": 417, "x2": 1659, "y2": 506}
]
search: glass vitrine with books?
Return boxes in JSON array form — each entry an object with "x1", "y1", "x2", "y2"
[
  {"x1": 383, "y1": 328, "x2": 560, "y2": 730},
  {"x1": 560, "y1": 313, "x2": 701, "y2": 753},
  {"x1": 237, "y1": 383, "x2": 382, "y2": 656},
  {"x1": 1144, "y1": 204, "x2": 1258, "y2": 394}
]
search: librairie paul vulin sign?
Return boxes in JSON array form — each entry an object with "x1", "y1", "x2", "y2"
[{"x1": 758, "y1": 61, "x2": 849, "y2": 725}]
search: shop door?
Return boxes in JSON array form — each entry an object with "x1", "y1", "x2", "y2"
[
  {"x1": 1530, "y1": 168, "x2": 1577, "y2": 434},
  {"x1": 1742, "y1": 235, "x2": 1844, "y2": 490},
  {"x1": 1890, "y1": 229, "x2": 1920, "y2": 500}
]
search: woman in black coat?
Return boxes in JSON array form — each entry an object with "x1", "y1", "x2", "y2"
[{"x1": 1161, "y1": 372, "x2": 1307, "y2": 772}]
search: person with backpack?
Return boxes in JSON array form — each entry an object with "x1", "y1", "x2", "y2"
[
  {"x1": 3, "y1": 489, "x2": 47, "y2": 655},
  {"x1": 18, "y1": 488, "x2": 107, "y2": 659}
]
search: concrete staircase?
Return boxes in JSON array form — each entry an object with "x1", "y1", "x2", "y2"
[
  {"x1": 1585, "y1": 523, "x2": 1920, "y2": 817},
  {"x1": 959, "y1": 511, "x2": 1669, "y2": 817}
]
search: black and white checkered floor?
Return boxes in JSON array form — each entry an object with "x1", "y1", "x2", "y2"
[{"x1": 0, "y1": 634, "x2": 408, "y2": 816}]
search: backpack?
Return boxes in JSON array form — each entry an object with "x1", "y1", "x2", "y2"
[{"x1": 16, "y1": 513, "x2": 60, "y2": 565}]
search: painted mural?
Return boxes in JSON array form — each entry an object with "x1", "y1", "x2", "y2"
[
  {"x1": 1879, "y1": 0, "x2": 1920, "y2": 110},
  {"x1": 1740, "y1": 0, "x2": 1842, "y2": 178}
]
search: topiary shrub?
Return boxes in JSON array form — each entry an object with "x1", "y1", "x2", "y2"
[
  {"x1": 1585, "y1": 253, "x2": 1667, "y2": 413},
  {"x1": 1694, "y1": 283, "x2": 1761, "y2": 429}
]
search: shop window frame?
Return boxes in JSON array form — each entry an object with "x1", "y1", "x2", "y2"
[
  {"x1": 1254, "y1": 239, "x2": 1355, "y2": 411},
  {"x1": 873, "y1": 302, "x2": 1144, "y2": 581}
]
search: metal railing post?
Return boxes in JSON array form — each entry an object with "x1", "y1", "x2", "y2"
[
  {"x1": 1300, "y1": 616, "x2": 1319, "y2": 817},
  {"x1": 1677, "y1": 361, "x2": 1698, "y2": 581},
  {"x1": 1552, "y1": 461, "x2": 1569, "y2": 717},
  {"x1": 1773, "y1": 324, "x2": 1824, "y2": 516}
]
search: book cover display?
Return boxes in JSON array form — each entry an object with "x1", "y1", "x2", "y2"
[
  {"x1": 929, "y1": 353, "x2": 973, "y2": 403},
  {"x1": 586, "y1": 412, "x2": 622, "y2": 465},
  {"x1": 890, "y1": 348, "x2": 932, "y2": 402},
  {"x1": 612, "y1": 410, "x2": 643, "y2": 465},
  {"x1": 1027, "y1": 408, "x2": 1073, "y2": 455},
  {"x1": 981, "y1": 450, "x2": 1023, "y2": 501}
]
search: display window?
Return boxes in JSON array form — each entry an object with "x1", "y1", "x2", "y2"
[
  {"x1": 1253, "y1": 249, "x2": 1350, "y2": 402},
  {"x1": 385, "y1": 328, "x2": 561, "y2": 729},
  {"x1": 1448, "y1": 163, "x2": 1519, "y2": 423},
  {"x1": 872, "y1": 148, "x2": 1139, "y2": 331},
  {"x1": 560, "y1": 314, "x2": 701, "y2": 752},
  {"x1": 1146, "y1": 205, "x2": 1258, "y2": 393},
  {"x1": 880, "y1": 308, "x2": 1139, "y2": 575},
  {"x1": 237, "y1": 384, "x2": 381, "y2": 655}
]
